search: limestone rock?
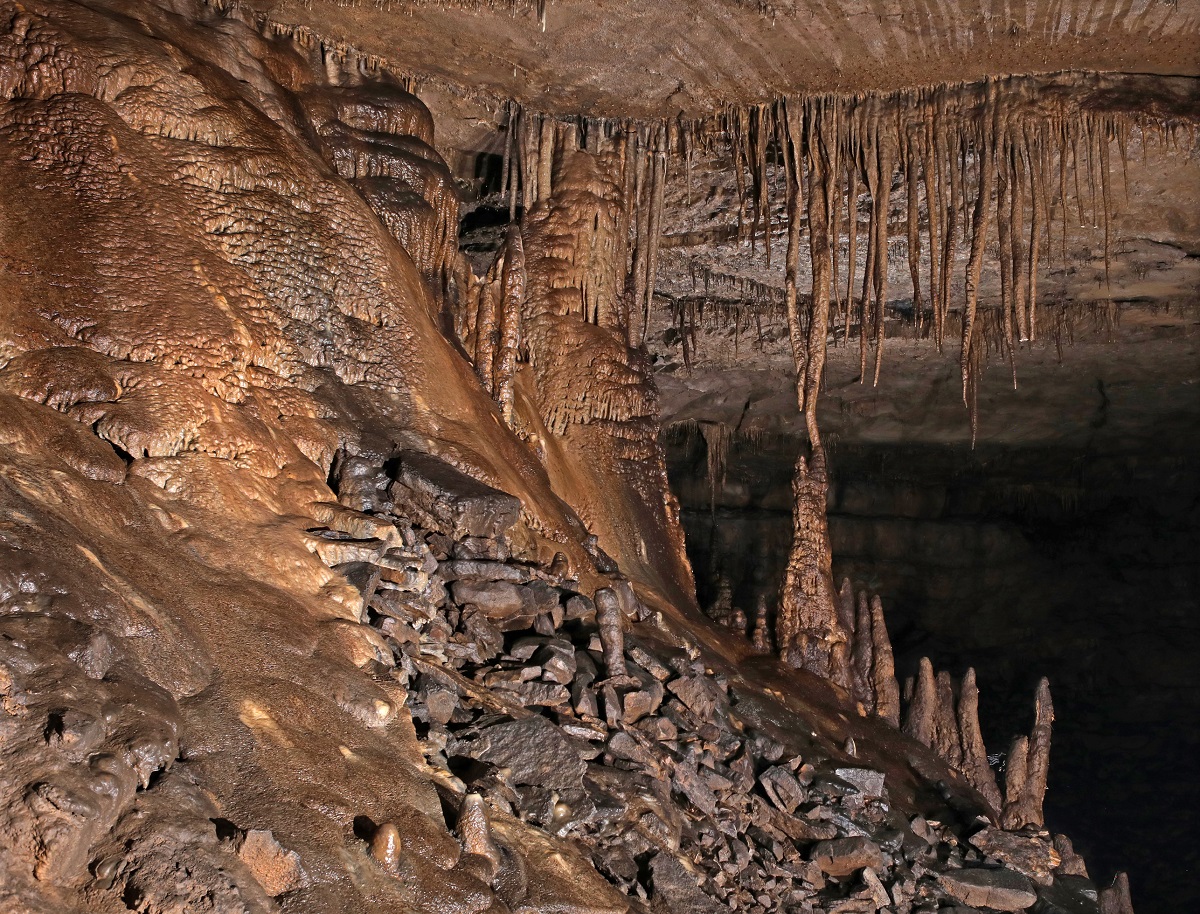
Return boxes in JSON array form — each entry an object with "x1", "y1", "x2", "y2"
[
  {"x1": 391, "y1": 450, "x2": 521, "y2": 541},
  {"x1": 937, "y1": 867, "x2": 1038, "y2": 911},
  {"x1": 466, "y1": 717, "x2": 586, "y2": 790},
  {"x1": 810, "y1": 836, "x2": 883, "y2": 876}
]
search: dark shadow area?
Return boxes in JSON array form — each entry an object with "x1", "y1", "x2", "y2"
[{"x1": 666, "y1": 433, "x2": 1200, "y2": 911}]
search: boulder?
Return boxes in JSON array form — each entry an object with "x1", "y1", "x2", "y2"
[
  {"x1": 390, "y1": 450, "x2": 521, "y2": 540},
  {"x1": 938, "y1": 867, "x2": 1038, "y2": 911},
  {"x1": 450, "y1": 580, "x2": 536, "y2": 626},
  {"x1": 466, "y1": 717, "x2": 586, "y2": 790}
]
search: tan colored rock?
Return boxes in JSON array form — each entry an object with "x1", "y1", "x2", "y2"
[
  {"x1": 957, "y1": 668, "x2": 1002, "y2": 813},
  {"x1": 237, "y1": 830, "x2": 307, "y2": 897}
]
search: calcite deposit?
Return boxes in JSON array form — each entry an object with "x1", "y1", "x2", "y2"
[{"x1": 2, "y1": 0, "x2": 1196, "y2": 912}]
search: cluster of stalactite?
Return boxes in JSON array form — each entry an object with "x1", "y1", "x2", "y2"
[
  {"x1": 459, "y1": 226, "x2": 526, "y2": 425},
  {"x1": 674, "y1": 295, "x2": 786, "y2": 363},
  {"x1": 497, "y1": 104, "x2": 674, "y2": 349},
  {"x1": 716, "y1": 75, "x2": 1188, "y2": 438},
  {"x1": 903, "y1": 660, "x2": 1054, "y2": 827}
]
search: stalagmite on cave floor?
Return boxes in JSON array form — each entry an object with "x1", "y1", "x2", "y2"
[{"x1": 1, "y1": 1, "x2": 1197, "y2": 913}]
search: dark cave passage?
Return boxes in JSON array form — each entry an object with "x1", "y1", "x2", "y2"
[{"x1": 667, "y1": 433, "x2": 1200, "y2": 911}]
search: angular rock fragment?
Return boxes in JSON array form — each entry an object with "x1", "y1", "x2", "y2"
[
  {"x1": 649, "y1": 852, "x2": 727, "y2": 914},
  {"x1": 969, "y1": 827, "x2": 1059, "y2": 884},
  {"x1": 451, "y1": 580, "x2": 538, "y2": 629},
  {"x1": 937, "y1": 867, "x2": 1038, "y2": 911},
  {"x1": 438, "y1": 559, "x2": 531, "y2": 584},
  {"x1": 390, "y1": 450, "x2": 521, "y2": 541},
  {"x1": 759, "y1": 766, "x2": 807, "y2": 814},
  {"x1": 466, "y1": 717, "x2": 586, "y2": 790},
  {"x1": 810, "y1": 836, "x2": 883, "y2": 877}
]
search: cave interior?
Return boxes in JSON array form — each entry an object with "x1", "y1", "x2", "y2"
[{"x1": 0, "y1": 1, "x2": 1197, "y2": 913}]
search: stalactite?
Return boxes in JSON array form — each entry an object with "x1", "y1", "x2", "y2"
[
  {"x1": 940, "y1": 122, "x2": 961, "y2": 355},
  {"x1": 617, "y1": 126, "x2": 637, "y2": 342},
  {"x1": 905, "y1": 130, "x2": 924, "y2": 336},
  {"x1": 842, "y1": 158, "x2": 859, "y2": 350},
  {"x1": 520, "y1": 112, "x2": 540, "y2": 214},
  {"x1": 631, "y1": 128, "x2": 651, "y2": 335},
  {"x1": 782, "y1": 101, "x2": 806, "y2": 402},
  {"x1": 869, "y1": 113, "x2": 894, "y2": 387},
  {"x1": 643, "y1": 123, "x2": 667, "y2": 344},
  {"x1": 1009, "y1": 132, "x2": 1027, "y2": 353},
  {"x1": 502, "y1": 100, "x2": 516, "y2": 217},
  {"x1": 537, "y1": 116, "x2": 556, "y2": 204},
  {"x1": 803, "y1": 99, "x2": 835, "y2": 440},
  {"x1": 922, "y1": 111, "x2": 945, "y2": 349},
  {"x1": 960, "y1": 81, "x2": 1000, "y2": 441},
  {"x1": 996, "y1": 133, "x2": 1017, "y2": 384},
  {"x1": 494, "y1": 225, "x2": 525, "y2": 424}
]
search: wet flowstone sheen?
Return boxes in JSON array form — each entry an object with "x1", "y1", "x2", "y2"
[{"x1": 0, "y1": 1, "x2": 1196, "y2": 912}]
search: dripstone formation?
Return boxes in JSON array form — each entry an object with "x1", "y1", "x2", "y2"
[{"x1": 1, "y1": 0, "x2": 1194, "y2": 912}]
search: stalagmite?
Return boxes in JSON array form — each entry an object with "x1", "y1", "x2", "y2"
[
  {"x1": 957, "y1": 668, "x2": 1002, "y2": 812},
  {"x1": 728, "y1": 606, "x2": 748, "y2": 637},
  {"x1": 1099, "y1": 873, "x2": 1136, "y2": 914},
  {"x1": 370, "y1": 822, "x2": 403, "y2": 874},
  {"x1": 1002, "y1": 677, "x2": 1054, "y2": 828},
  {"x1": 869, "y1": 596, "x2": 900, "y2": 727},
  {"x1": 595, "y1": 587, "x2": 628, "y2": 679},
  {"x1": 902, "y1": 657, "x2": 937, "y2": 748},
  {"x1": 933, "y1": 670, "x2": 962, "y2": 769},
  {"x1": 752, "y1": 594, "x2": 773, "y2": 655},
  {"x1": 775, "y1": 447, "x2": 845, "y2": 680},
  {"x1": 1003, "y1": 735, "x2": 1031, "y2": 826},
  {"x1": 1053, "y1": 834, "x2": 1089, "y2": 878},
  {"x1": 458, "y1": 793, "x2": 502, "y2": 876},
  {"x1": 474, "y1": 258, "x2": 500, "y2": 388},
  {"x1": 849, "y1": 589, "x2": 873, "y2": 710}
]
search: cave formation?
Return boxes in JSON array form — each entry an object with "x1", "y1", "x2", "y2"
[{"x1": 0, "y1": 2, "x2": 1196, "y2": 913}]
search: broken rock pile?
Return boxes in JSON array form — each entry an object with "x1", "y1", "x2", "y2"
[{"x1": 303, "y1": 448, "x2": 1128, "y2": 913}]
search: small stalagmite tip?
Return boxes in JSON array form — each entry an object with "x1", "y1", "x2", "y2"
[{"x1": 369, "y1": 822, "x2": 402, "y2": 874}]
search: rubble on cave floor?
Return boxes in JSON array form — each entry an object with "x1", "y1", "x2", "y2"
[{"x1": 292, "y1": 447, "x2": 1122, "y2": 913}]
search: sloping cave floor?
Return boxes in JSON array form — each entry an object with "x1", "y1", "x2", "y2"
[{"x1": 659, "y1": 315, "x2": 1200, "y2": 911}]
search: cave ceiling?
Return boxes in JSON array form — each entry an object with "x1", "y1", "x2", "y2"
[{"x1": 232, "y1": 0, "x2": 1198, "y2": 118}]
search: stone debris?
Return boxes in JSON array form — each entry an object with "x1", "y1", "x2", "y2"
[
  {"x1": 937, "y1": 866, "x2": 1038, "y2": 910},
  {"x1": 283, "y1": 458, "x2": 1117, "y2": 913}
]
